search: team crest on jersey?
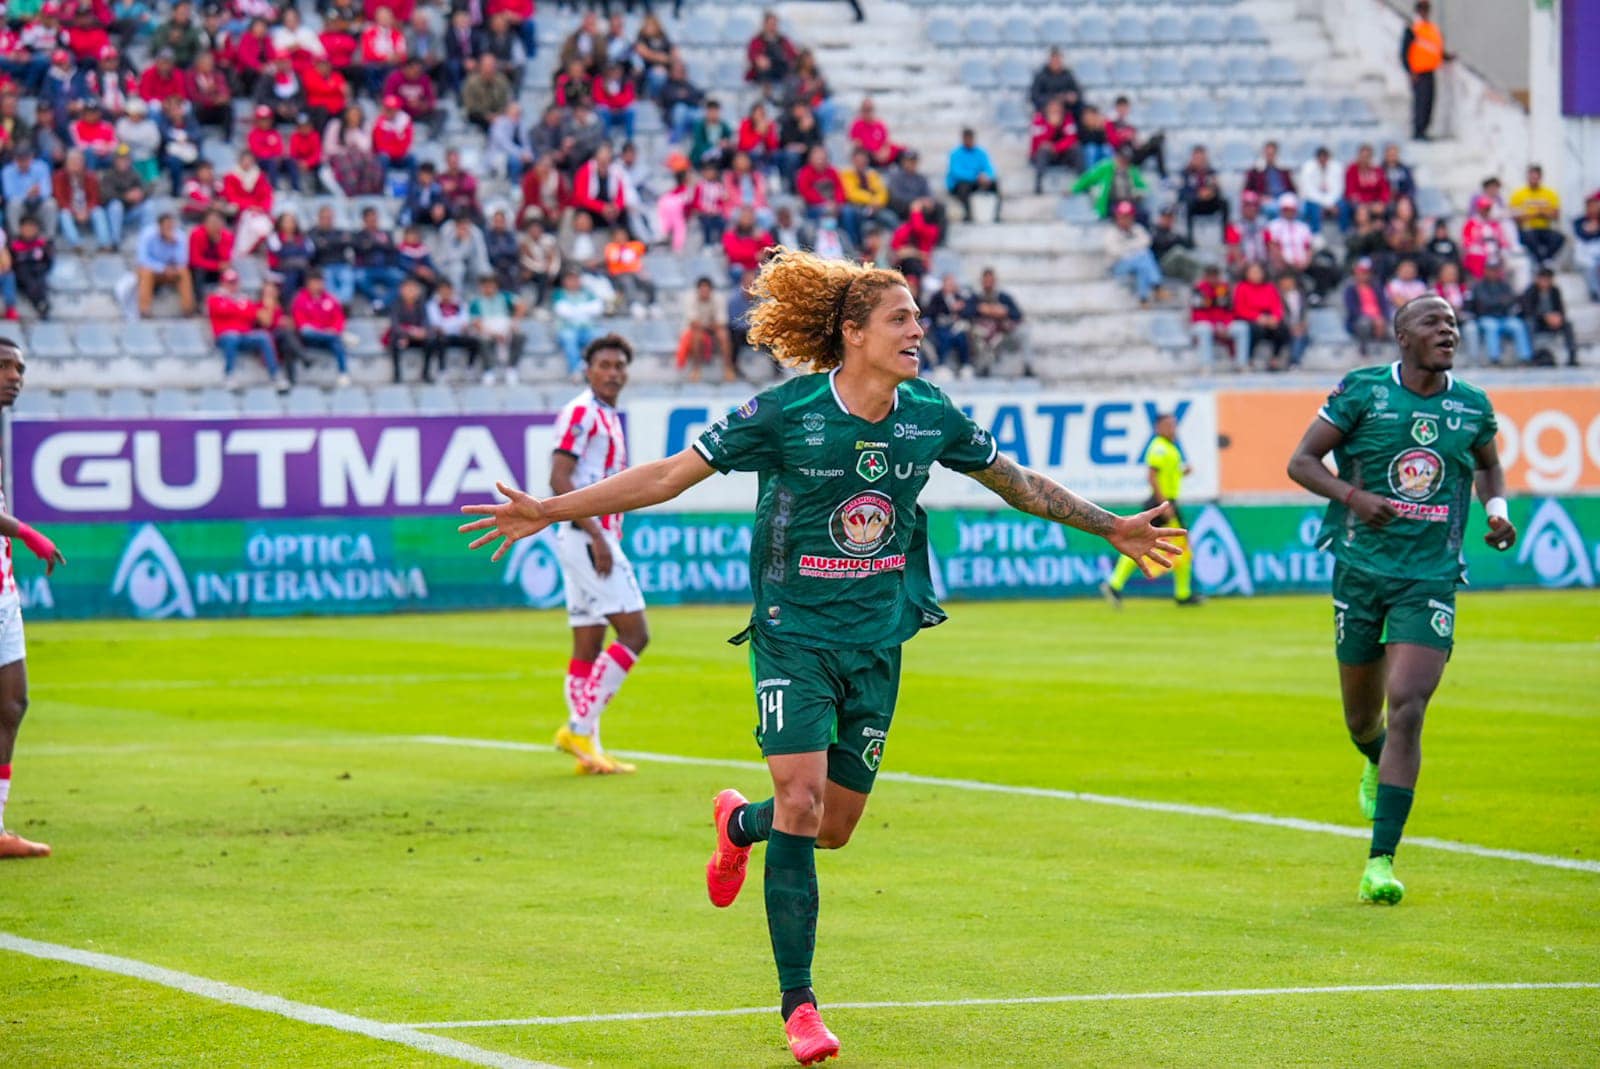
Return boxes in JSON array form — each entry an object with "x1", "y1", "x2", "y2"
[
  {"x1": 1410, "y1": 415, "x2": 1439, "y2": 445},
  {"x1": 736, "y1": 397, "x2": 759, "y2": 419},
  {"x1": 1388, "y1": 447, "x2": 1444, "y2": 501},
  {"x1": 803, "y1": 411, "x2": 825, "y2": 432},
  {"x1": 856, "y1": 450, "x2": 888, "y2": 482},
  {"x1": 829, "y1": 491, "x2": 895, "y2": 557}
]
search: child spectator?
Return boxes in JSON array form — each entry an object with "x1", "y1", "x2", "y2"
[
  {"x1": 677, "y1": 276, "x2": 733, "y2": 383},
  {"x1": 485, "y1": 209, "x2": 521, "y2": 294},
  {"x1": 1385, "y1": 258, "x2": 1428, "y2": 309},
  {"x1": 1190, "y1": 264, "x2": 1234, "y2": 367},
  {"x1": 691, "y1": 160, "x2": 730, "y2": 247},
  {"x1": 1461, "y1": 195, "x2": 1514, "y2": 281},
  {"x1": 722, "y1": 207, "x2": 774, "y2": 285},
  {"x1": 469, "y1": 275, "x2": 521, "y2": 384},
  {"x1": 8, "y1": 217, "x2": 51, "y2": 320},
  {"x1": 1029, "y1": 99, "x2": 1079, "y2": 195},
  {"x1": 847, "y1": 97, "x2": 900, "y2": 168},
  {"x1": 397, "y1": 223, "x2": 443, "y2": 292},
  {"x1": 1106, "y1": 96, "x2": 1165, "y2": 180},
  {"x1": 425, "y1": 279, "x2": 480, "y2": 377},
  {"x1": 552, "y1": 267, "x2": 605, "y2": 379},
  {"x1": 593, "y1": 60, "x2": 637, "y2": 143},
  {"x1": 371, "y1": 95, "x2": 416, "y2": 180},
  {"x1": 1276, "y1": 272, "x2": 1310, "y2": 369},
  {"x1": 1297, "y1": 146, "x2": 1340, "y2": 235},
  {"x1": 603, "y1": 226, "x2": 655, "y2": 315}
]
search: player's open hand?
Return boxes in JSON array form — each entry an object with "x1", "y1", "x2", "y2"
[
  {"x1": 1348, "y1": 489, "x2": 1399, "y2": 528},
  {"x1": 1109, "y1": 505, "x2": 1188, "y2": 579},
  {"x1": 1484, "y1": 515, "x2": 1517, "y2": 552},
  {"x1": 588, "y1": 534, "x2": 614, "y2": 576},
  {"x1": 459, "y1": 481, "x2": 552, "y2": 562}
]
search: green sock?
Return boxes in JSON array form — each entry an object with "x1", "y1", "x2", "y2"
[
  {"x1": 1369, "y1": 784, "x2": 1414, "y2": 858},
  {"x1": 764, "y1": 830, "x2": 818, "y2": 992},
  {"x1": 1351, "y1": 729, "x2": 1387, "y2": 765},
  {"x1": 728, "y1": 798, "x2": 774, "y2": 848}
]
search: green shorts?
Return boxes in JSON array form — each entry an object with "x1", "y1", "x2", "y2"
[
  {"x1": 1331, "y1": 560, "x2": 1457, "y2": 665},
  {"x1": 747, "y1": 628, "x2": 902, "y2": 794}
]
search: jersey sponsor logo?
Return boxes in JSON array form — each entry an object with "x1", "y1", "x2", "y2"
[
  {"x1": 803, "y1": 412, "x2": 826, "y2": 432},
  {"x1": 797, "y1": 553, "x2": 907, "y2": 578},
  {"x1": 830, "y1": 491, "x2": 895, "y2": 556},
  {"x1": 855, "y1": 440, "x2": 889, "y2": 450},
  {"x1": 736, "y1": 397, "x2": 759, "y2": 419},
  {"x1": 805, "y1": 434, "x2": 825, "y2": 446},
  {"x1": 856, "y1": 450, "x2": 888, "y2": 483},
  {"x1": 1189, "y1": 504, "x2": 1255, "y2": 596},
  {"x1": 893, "y1": 462, "x2": 916, "y2": 479},
  {"x1": 1387, "y1": 447, "x2": 1444, "y2": 501},
  {"x1": 1517, "y1": 498, "x2": 1595, "y2": 588},
  {"x1": 764, "y1": 485, "x2": 796, "y2": 585},
  {"x1": 756, "y1": 677, "x2": 792, "y2": 690},
  {"x1": 1372, "y1": 384, "x2": 1390, "y2": 411},
  {"x1": 1386, "y1": 499, "x2": 1450, "y2": 522},
  {"x1": 1440, "y1": 398, "x2": 1482, "y2": 415},
  {"x1": 893, "y1": 422, "x2": 941, "y2": 440},
  {"x1": 798, "y1": 467, "x2": 846, "y2": 478},
  {"x1": 862, "y1": 737, "x2": 884, "y2": 771},
  {"x1": 1410, "y1": 415, "x2": 1439, "y2": 445}
]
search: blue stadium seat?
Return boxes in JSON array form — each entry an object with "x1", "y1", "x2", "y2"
[
  {"x1": 347, "y1": 320, "x2": 386, "y2": 356},
  {"x1": 1263, "y1": 55, "x2": 1303, "y2": 85},
  {"x1": 1415, "y1": 187, "x2": 1454, "y2": 220},
  {"x1": 927, "y1": 17, "x2": 961, "y2": 46},
  {"x1": 1149, "y1": 314, "x2": 1191, "y2": 351},
  {"x1": 1184, "y1": 57, "x2": 1226, "y2": 88},
  {"x1": 192, "y1": 388, "x2": 240, "y2": 416},
  {"x1": 1001, "y1": 16, "x2": 1036, "y2": 47},
  {"x1": 1149, "y1": 14, "x2": 1186, "y2": 46},
  {"x1": 1299, "y1": 96, "x2": 1338, "y2": 126},
  {"x1": 1187, "y1": 15, "x2": 1227, "y2": 45},
  {"x1": 679, "y1": 14, "x2": 721, "y2": 47},
  {"x1": 1147, "y1": 58, "x2": 1185, "y2": 88},
  {"x1": 74, "y1": 322, "x2": 121, "y2": 359},
  {"x1": 370, "y1": 384, "x2": 414, "y2": 415},
  {"x1": 1111, "y1": 56, "x2": 1148, "y2": 89},
  {"x1": 47, "y1": 258, "x2": 89, "y2": 295},
  {"x1": 1075, "y1": 15, "x2": 1113, "y2": 48},
  {"x1": 1057, "y1": 196, "x2": 1100, "y2": 225},
  {"x1": 1223, "y1": 96, "x2": 1264, "y2": 128},
  {"x1": 1138, "y1": 97, "x2": 1182, "y2": 131},
  {"x1": 285, "y1": 389, "x2": 332, "y2": 416},
  {"x1": 997, "y1": 60, "x2": 1034, "y2": 91},
  {"x1": 59, "y1": 389, "x2": 104, "y2": 418},
  {"x1": 1113, "y1": 16, "x2": 1150, "y2": 47},
  {"x1": 639, "y1": 318, "x2": 679, "y2": 354},
  {"x1": 415, "y1": 382, "x2": 458, "y2": 414},
  {"x1": 1227, "y1": 14, "x2": 1268, "y2": 44},
  {"x1": 328, "y1": 387, "x2": 373, "y2": 416},
  {"x1": 1225, "y1": 55, "x2": 1264, "y2": 85},
  {"x1": 960, "y1": 59, "x2": 998, "y2": 90},
  {"x1": 995, "y1": 98, "x2": 1030, "y2": 131},
  {"x1": 105, "y1": 390, "x2": 151, "y2": 419},
  {"x1": 122, "y1": 321, "x2": 165, "y2": 359},
  {"x1": 720, "y1": 15, "x2": 757, "y2": 48},
  {"x1": 1260, "y1": 95, "x2": 1299, "y2": 128},
  {"x1": 151, "y1": 388, "x2": 196, "y2": 415},
  {"x1": 28, "y1": 322, "x2": 74, "y2": 359},
  {"x1": 1338, "y1": 96, "x2": 1379, "y2": 125},
  {"x1": 1073, "y1": 55, "x2": 1111, "y2": 88},
  {"x1": 89, "y1": 254, "x2": 126, "y2": 290},
  {"x1": 240, "y1": 387, "x2": 285, "y2": 416},
  {"x1": 522, "y1": 321, "x2": 556, "y2": 357},
  {"x1": 1218, "y1": 141, "x2": 1256, "y2": 172},
  {"x1": 1182, "y1": 97, "x2": 1222, "y2": 128},
  {"x1": 1038, "y1": 16, "x2": 1073, "y2": 44},
  {"x1": 964, "y1": 18, "x2": 1000, "y2": 48},
  {"x1": 457, "y1": 384, "x2": 503, "y2": 413},
  {"x1": 165, "y1": 319, "x2": 212, "y2": 359}
]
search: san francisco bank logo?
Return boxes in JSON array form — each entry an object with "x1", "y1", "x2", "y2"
[
  {"x1": 829, "y1": 492, "x2": 895, "y2": 557},
  {"x1": 1387, "y1": 447, "x2": 1444, "y2": 502},
  {"x1": 1189, "y1": 505, "x2": 1253, "y2": 596},
  {"x1": 111, "y1": 524, "x2": 196, "y2": 619},
  {"x1": 1517, "y1": 499, "x2": 1594, "y2": 588},
  {"x1": 503, "y1": 529, "x2": 567, "y2": 607}
]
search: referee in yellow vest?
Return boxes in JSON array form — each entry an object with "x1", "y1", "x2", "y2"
[
  {"x1": 1400, "y1": 0, "x2": 1454, "y2": 141},
  {"x1": 1101, "y1": 412, "x2": 1202, "y2": 607}
]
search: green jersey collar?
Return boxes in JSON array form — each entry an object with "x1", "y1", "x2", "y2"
[{"x1": 828, "y1": 367, "x2": 901, "y2": 418}]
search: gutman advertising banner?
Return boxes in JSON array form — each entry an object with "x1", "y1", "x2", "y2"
[
  {"x1": 1217, "y1": 384, "x2": 1600, "y2": 497},
  {"x1": 12, "y1": 497, "x2": 1597, "y2": 621}
]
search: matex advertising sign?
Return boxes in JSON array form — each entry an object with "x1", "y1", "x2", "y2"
[
  {"x1": 12, "y1": 414, "x2": 557, "y2": 523},
  {"x1": 625, "y1": 389, "x2": 1220, "y2": 510}
]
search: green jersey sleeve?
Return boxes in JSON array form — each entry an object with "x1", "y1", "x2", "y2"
[
  {"x1": 1471, "y1": 402, "x2": 1499, "y2": 451},
  {"x1": 693, "y1": 392, "x2": 783, "y2": 474},
  {"x1": 936, "y1": 393, "x2": 999, "y2": 473},
  {"x1": 1318, "y1": 374, "x2": 1365, "y2": 434}
]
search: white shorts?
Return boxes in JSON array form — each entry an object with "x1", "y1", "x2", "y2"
[
  {"x1": 556, "y1": 525, "x2": 645, "y2": 628},
  {"x1": 0, "y1": 594, "x2": 25, "y2": 668}
]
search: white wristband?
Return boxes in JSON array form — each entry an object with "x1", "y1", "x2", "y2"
[{"x1": 1486, "y1": 497, "x2": 1509, "y2": 522}]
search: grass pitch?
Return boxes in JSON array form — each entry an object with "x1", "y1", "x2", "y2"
[{"x1": 4, "y1": 592, "x2": 1598, "y2": 1067}]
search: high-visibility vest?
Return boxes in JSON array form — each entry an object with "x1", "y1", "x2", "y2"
[{"x1": 1408, "y1": 20, "x2": 1444, "y2": 74}]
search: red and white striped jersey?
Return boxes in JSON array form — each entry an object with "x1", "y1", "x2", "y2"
[
  {"x1": 551, "y1": 388, "x2": 629, "y2": 536},
  {"x1": 0, "y1": 465, "x2": 15, "y2": 601}
]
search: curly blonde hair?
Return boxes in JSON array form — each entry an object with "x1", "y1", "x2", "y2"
[{"x1": 745, "y1": 248, "x2": 910, "y2": 372}]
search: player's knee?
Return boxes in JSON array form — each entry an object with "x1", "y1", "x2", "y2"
[
  {"x1": 774, "y1": 784, "x2": 825, "y2": 827},
  {"x1": 617, "y1": 623, "x2": 649, "y2": 655},
  {"x1": 1387, "y1": 696, "x2": 1428, "y2": 738},
  {"x1": 0, "y1": 691, "x2": 28, "y2": 729},
  {"x1": 815, "y1": 825, "x2": 853, "y2": 850}
]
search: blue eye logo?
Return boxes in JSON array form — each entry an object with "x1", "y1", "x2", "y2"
[{"x1": 111, "y1": 524, "x2": 196, "y2": 619}]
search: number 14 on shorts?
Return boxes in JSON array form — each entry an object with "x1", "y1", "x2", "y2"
[{"x1": 760, "y1": 689, "x2": 785, "y2": 734}]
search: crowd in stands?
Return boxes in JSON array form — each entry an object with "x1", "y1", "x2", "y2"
[{"x1": 1023, "y1": 48, "x2": 1596, "y2": 369}]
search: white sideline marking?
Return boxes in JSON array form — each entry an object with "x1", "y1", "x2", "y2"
[
  {"x1": 50, "y1": 671, "x2": 525, "y2": 692},
  {"x1": 407, "y1": 735, "x2": 1600, "y2": 875},
  {"x1": 405, "y1": 981, "x2": 1600, "y2": 1029},
  {"x1": 0, "y1": 933, "x2": 563, "y2": 1069}
]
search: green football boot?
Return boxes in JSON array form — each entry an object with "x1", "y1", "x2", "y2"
[
  {"x1": 1358, "y1": 855, "x2": 1405, "y2": 905},
  {"x1": 1359, "y1": 761, "x2": 1380, "y2": 821}
]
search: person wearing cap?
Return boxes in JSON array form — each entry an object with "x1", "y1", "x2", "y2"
[
  {"x1": 318, "y1": 10, "x2": 360, "y2": 73},
  {"x1": 0, "y1": 26, "x2": 50, "y2": 96},
  {"x1": 1243, "y1": 140, "x2": 1296, "y2": 217},
  {"x1": 1072, "y1": 143, "x2": 1149, "y2": 224},
  {"x1": 252, "y1": 55, "x2": 305, "y2": 127},
  {"x1": 244, "y1": 105, "x2": 292, "y2": 191},
  {"x1": 1297, "y1": 146, "x2": 1340, "y2": 235},
  {"x1": 1104, "y1": 200, "x2": 1166, "y2": 305},
  {"x1": 1189, "y1": 264, "x2": 1234, "y2": 367},
  {"x1": 0, "y1": 144, "x2": 57, "y2": 238},
  {"x1": 64, "y1": 13, "x2": 113, "y2": 71},
  {"x1": 1460, "y1": 193, "x2": 1514, "y2": 281},
  {"x1": 1342, "y1": 258, "x2": 1391, "y2": 356},
  {"x1": 1400, "y1": 0, "x2": 1453, "y2": 140},
  {"x1": 69, "y1": 101, "x2": 118, "y2": 169},
  {"x1": 372, "y1": 95, "x2": 417, "y2": 180},
  {"x1": 138, "y1": 49, "x2": 185, "y2": 105},
  {"x1": 1508, "y1": 164, "x2": 1564, "y2": 267},
  {"x1": 134, "y1": 212, "x2": 195, "y2": 317},
  {"x1": 151, "y1": 1, "x2": 203, "y2": 67},
  {"x1": 383, "y1": 55, "x2": 439, "y2": 134},
  {"x1": 41, "y1": 51, "x2": 77, "y2": 118},
  {"x1": 1266, "y1": 193, "x2": 1319, "y2": 274},
  {"x1": 208, "y1": 268, "x2": 286, "y2": 389},
  {"x1": 1469, "y1": 261, "x2": 1532, "y2": 364},
  {"x1": 946, "y1": 127, "x2": 1000, "y2": 224},
  {"x1": 1340, "y1": 144, "x2": 1391, "y2": 231},
  {"x1": 114, "y1": 97, "x2": 162, "y2": 184},
  {"x1": 1572, "y1": 191, "x2": 1600, "y2": 301}
]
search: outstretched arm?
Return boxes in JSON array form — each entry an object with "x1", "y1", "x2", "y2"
[
  {"x1": 460, "y1": 448, "x2": 716, "y2": 562},
  {"x1": 966, "y1": 454, "x2": 1185, "y2": 577}
]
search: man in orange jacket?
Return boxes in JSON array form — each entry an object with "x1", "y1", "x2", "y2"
[{"x1": 1400, "y1": 0, "x2": 1454, "y2": 141}]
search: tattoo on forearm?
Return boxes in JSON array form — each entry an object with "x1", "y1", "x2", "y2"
[{"x1": 970, "y1": 456, "x2": 1117, "y2": 535}]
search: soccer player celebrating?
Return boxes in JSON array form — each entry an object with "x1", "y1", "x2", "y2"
[
  {"x1": 462, "y1": 251, "x2": 1180, "y2": 1065},
  {"x1": 1100, "y1": 411, "x2": 1201, "y2": 607},
  {"x1": 549, "y1": 334, "x2": 647, "y2": 776},
  {"x1": 1287, "y1": 295, "x2": 1516, "y2": 905},
  {"x1": 0, "y1": 338, "x2": 66, "y2": 860}
]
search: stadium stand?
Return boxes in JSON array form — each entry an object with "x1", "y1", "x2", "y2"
[{"x1": 6, "y1": 0, "x2": 1597, "y2": 420}]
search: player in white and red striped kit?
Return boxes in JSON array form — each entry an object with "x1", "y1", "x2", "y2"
[
  {"x1": 0, "y1": 338, "x2": 66, "y2": 859},
  {"x1": 548, "y1": 334, "x2": 649, "y2": 775}
]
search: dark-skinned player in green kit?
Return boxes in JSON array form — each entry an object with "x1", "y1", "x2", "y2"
[
  {"x1": 1288, "y1": 294, "x2": 1517, "y2": 906},
  {"x1": 460, "y1": 250, "x2": 1183, "y2": 1066}
]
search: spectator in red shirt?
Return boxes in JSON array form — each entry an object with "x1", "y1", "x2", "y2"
[
  {"x1": 234, "y1": 19, "x2": 275, "y2": 98},
  {"x1": 372, "y1": 95, "x2": 417, "y2": 179},
  {"x1": 1340, "y1": 143, "x2": 1391, "y2": 231},
  {"x1": 1029, "y1": 98, "x2": 1079, "y2": 194},
  {"x1": 185, "y1": 50, "x2": 234, "y2": 141},
  {"x1": 245, "y1": 105, "x2": 293, "y2": 190},
  {"x1": 1242, "y1": 140, "x2": 1296, "y2": 212},
  {"x1": 1106, "y1": 96, "x2": 1166, "y2": 180},
  {"x1": 290, "y1": 269, "x2": 351, "y2": 385},
  {"x1": 796, "y1": 144, "x2": 846, "y2": 226},
  {"x1": 848, "y1": 97, "x2": 901, "y2": 168},
  {"x1": 187, "y1": 208, "x2": 235, "y2": 296},
  {"x1": 1190, "y1": 263, "x2": 1235, "y2": 366},
  {"x1": 71, "y1": 102, "x2": 119, "y2": 170},
  {"x1": 180, "y1": 159, "x2": 224, "y2": 224},
  {"x1": 721, "y1": 151, "x2": 773, "y2": 228},
  {"x1": 302, "y1": 56, "x2": 350, "y2": 127},
  {"x1": 288, "y1": 113, "x2": 322, "y2": 191},
  {"x1": 721, "y1": 206, "x2": 774, "y2": 284},
  {"x1": 360, "y1": 6, "x2": 407, "y2": 97},
  {"x1": 222, "y1": 150, "x2": 275, "y2": 256},
  {"x1": 382, "y1": 56, "x2": 439, "y2": 135},
  {"x1": 737, "y1": 102, "x2": 781, "y2": 175},
  {"x1": 573, "y1": 142, "x2": 628, "y2": 231},
  {"x1": 746, "y1": 11, "x2": 797, "y2": 88},
  {"x1": 592, "y1": 61, "x2": 637, "y2": 143},
  {"x1": 208, "y1": 268, "x2": 285, "y2": 388},
  {"x1": 318, "y1": 11, "x2": 359, "y2": 71},
  {"x1": 138, "y1": 50, "x2": 186, "y2": 105},
  {"x1": 1229, "y1": 261, "x2": 1289, "y2": 367},
  {"x1": 1342, "y1": 257, "x2": 1392, "y2": 355},
  {"x1": 437, "y1": 147, "x2": 481, "y2": 223}
]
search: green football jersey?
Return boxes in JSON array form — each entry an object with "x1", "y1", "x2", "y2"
[
  {"x1": 693, "y1": 370, "x2": 999, "y2": 650},
  {"x1": 1315, "y1": 362, "x2": 1498, "y2": 582}
]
